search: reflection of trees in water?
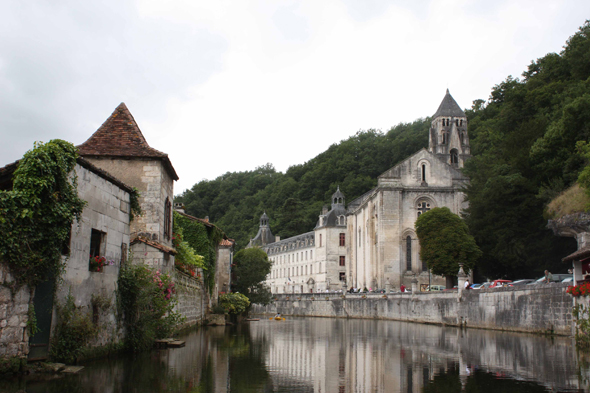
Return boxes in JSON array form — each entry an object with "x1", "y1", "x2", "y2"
[{"x1": 423, "y1": 364, "x2": 550, "y2": 393}]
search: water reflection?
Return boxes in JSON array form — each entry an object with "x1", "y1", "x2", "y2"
[{"x1": 0, "y1": 318, "x2": 586, "y2": 392}]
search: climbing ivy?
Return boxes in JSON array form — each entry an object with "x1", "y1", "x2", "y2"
[
  {"x1": 0, "y1": 140, "x2": 86, "y2": 288},
  {"x1": 129, "y1": 187, "x2": 142, "y2": 222},
  {"x1": 173, "y1": 211, "x2": 223, "y2": 293}
]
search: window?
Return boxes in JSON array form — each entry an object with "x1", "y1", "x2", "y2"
[
  {"x1": 406, "y1": 236, "x2": 412, "y2": 271},
  {"x1": 164, "y1": 197, "x2": 172, "y2": 240},
  {"x1": 90, "y1": 229, "x2": 105, "y2": 257},
  {"x1": 339, "y1": 272, "x2": 346, "y2": 282},
  {"x1": 311, "y1": 264, "x2": 313, "y2": 274},
  {"x1": 310, "y1": 250, "x2": 313, "y2": 259},
  {"x1": 421, "y1": 164, "x2": 426, "y2": 182},
  {"x1": 339, "y1": 256, "x2": 345, "y2": 266},
  {"x1": 450, "y1": 149, "x2": 458, "y2": 166},
  {"x1": 319, "y1": 234, "x2": 322, "y2": 247},
  {"x1": 417, "y1": 201, "x2": 431, "y2": 216},
  {"x1": 339, "y1": 233, "x2": 345, "y2": 247},
  {"x1": 358, "y1": 228, "x2": 362, "y2": 247}
]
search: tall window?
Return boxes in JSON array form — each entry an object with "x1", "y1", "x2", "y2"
[
  {"x1": 164, "y1": 197, "x2": 172, "y2": 240},
  {"x1": 339, "y1": 272, "x2": 346, "y2": 282},
  {"x1": 319, "y1": 234, "x2": 322, "y2": 247},
  {"x1": 450, "y1": 149, "x2": 459, "y2": 166},
  {"x1": 406, "y1": 236, "x2": 412, "y2": 271},
  {"x1": 90, "y1": 229, "x2": 105, "y2": 257},
  {"x1": 421, "y1": 164, "x2": 426, "y2": 182},
  {"x1": 310, "y1": 250, "x2": 313, "y2": 259},
  {"x1": 339, "y1": 256, "x2": 345, "y2": 266},
  {"x1": 339, "y1": 233, "x2": 345, "y2": 246}
]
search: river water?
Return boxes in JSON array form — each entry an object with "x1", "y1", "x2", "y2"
[{"x1": 2, "y1": 317, "x2": 588, "y2": 392}]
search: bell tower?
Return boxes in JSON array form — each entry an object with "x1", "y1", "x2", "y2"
[{"x1": 428, "y1": 89, "x2": 471, "y2": 168}]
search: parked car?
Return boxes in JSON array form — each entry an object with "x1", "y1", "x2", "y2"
[
  {"x1": 489, "y1": 279, "x2": 512, "y2": 288},
  {"x1": 426, "y1": 285, "x2": 446, "y2": 291},
  {"x1": 443, "y1": 286, "x2": 458, "y2": 291},
  {"x1": 531, "y1": 274, "x2": 572, "y2": 284},
  {"x1": 562, "y1": 277, "x2": 574, "y2": 283},
  {"x1": 511, "y1": 279, "x2": 536, "y2": 286},
  {"x1": 470, "y1": 283, "x2": 483, "y2": 289}
]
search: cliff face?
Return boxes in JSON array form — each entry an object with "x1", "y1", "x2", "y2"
[{"x1": 548, "y1": 212, "x2": 590, "y2": 246}]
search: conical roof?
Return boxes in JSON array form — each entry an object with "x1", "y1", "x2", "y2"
[
  {"x1": 78, "y1": 103, "x2": 178, "y2": 180},
  {"x1": 433, "y1": 89, "x2": 466, "y2": 118}
]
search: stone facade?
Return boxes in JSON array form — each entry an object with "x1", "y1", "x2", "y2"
[
  {"x1": 0, "y1": 264, "x2": 31, "y2": 358},
  {"x1": 254, "y1": 283, "x2": 574, "y2": 336},
  {"x1": 55, "y1": 161, "x2": 133, "y2": 347}
]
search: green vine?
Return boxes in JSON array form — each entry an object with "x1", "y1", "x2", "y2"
[
  {"x1": 0, "y1": 140, "x2": 86, "y2": 288},
  {"x1": 573, "y1": 303, "x2": 590, "y2": 349},
  {"x1": 27, "y1": 303, "x2": 40, "y2": 336},
  {"x1": 173, "y1": 211, "x2": 223, "y2": 294},
  {"x1": 129, "y1": 187, "x2": 142, "y2": 222}
]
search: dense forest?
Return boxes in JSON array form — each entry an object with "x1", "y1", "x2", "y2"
[{"x1": 176, "y1": 21, "x2": 590, "y2": 280}]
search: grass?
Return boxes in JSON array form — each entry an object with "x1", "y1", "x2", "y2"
[{"x1": 546, "y1": 183, "x2": 590, "y2": 219}]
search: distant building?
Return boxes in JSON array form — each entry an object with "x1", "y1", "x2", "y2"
[{"x1": 257, "y1": 90, "x2": 471, "y2": 293}]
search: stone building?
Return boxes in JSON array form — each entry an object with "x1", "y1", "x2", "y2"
[
  {"x1": 258, "y1": 90, "x2": 470, "y2": 293},
  {"x1": 347, "y1": 89, "x2": 470, "y2": 290},
  {"x1": 78, "y1": 103, "x2": 178, "y2": 270}
]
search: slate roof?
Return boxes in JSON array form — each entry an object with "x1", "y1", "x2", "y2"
[
  {"x1": 433, "y1": 89, "x2": 466, "y2": 118},
  {"x1": 78, "y1": 103, "x2": 179, "y2": 181}
]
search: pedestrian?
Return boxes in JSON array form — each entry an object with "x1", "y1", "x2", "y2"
[
  {"x1": 544, "y1": 270, "x2": 553, "y2": 284},
  {"x1": 464, "y1": 279, "x2": 470, "y2": 290},
  {"x1": 400, "y1": 283, "x2": 406, "y2": 293}
]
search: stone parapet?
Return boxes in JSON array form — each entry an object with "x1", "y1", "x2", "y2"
[{"x1": 253, "y1": 283, "x2": 574, "y2": 336}]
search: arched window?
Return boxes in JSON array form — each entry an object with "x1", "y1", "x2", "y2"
[
  {"x1": 421, "y1": 164, "x2": 426, "y2": 182},
  {"x1": 450, "y1": 149, "x2": 459, "y2": 166},
  {"x1": 406, "y1": 236, "x2": 412, "y2": 271}
]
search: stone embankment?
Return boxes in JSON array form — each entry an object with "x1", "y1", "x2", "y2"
[{"x1": 252, "y1": 283, "x2": 573, "y2": 335}]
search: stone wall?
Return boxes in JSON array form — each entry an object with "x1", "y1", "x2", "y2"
[
  {"x1": 253, "y1": 283, "x2": 574, "y2": 335},
  {"x1": 0, "y1": 263, "x2": 31, "y2": 358},
  {"x1": 174, "y1": 270, "x2": 207, "y2": 329}
]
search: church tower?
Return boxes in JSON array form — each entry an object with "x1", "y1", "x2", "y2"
[
  {"x1": 428, "y1": 89, "x2": 471, "y2": 168},
  {"x1": 248, "y1": 212, "x2": 276, "y2": 247}
]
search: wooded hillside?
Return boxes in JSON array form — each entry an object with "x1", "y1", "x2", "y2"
[{"x1": 176, "y1": 21, "x2": 590, "y2": 280}]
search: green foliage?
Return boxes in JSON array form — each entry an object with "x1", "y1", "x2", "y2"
[
  {"x1": 49, "y1": 293, "x2": 96, "y2": 364},
  {"x1": 218, "y1": 293, "x2": 250, "y2": 315},
  {"x1": 116, "y1": 264, "x2": 183, "y2": 352},
  {"x1": 176, "y1": 121, "x2": 430, "y2": 251},
  {"x1": 0, "y1": 356, "x2": 27, "y2": 374},
  {"x1": 0, "y1": 140, "x2": 86, "y2": 288},
  {"x1": 573, "y1": 303, "x2": 590, "y2": 349},
  {"x1": 415, "y1": 207, "x2": 481, "y2": 279},
  {"x1": 27, "y1": 303, "x2": 40, "y2": 336},
  {"x1": 129, "y1": 187, "x2": 142, "y2": 222},
  {"x1": 232, "y1": 248, "x2": 272, "y2": 305},
  {"x1": 463, "y1": 21, "x2": 590, "y2": 279},
  {"x1": 173, "y1": 211, "x2": 222, "y2": 293},
  {"x1": 172, "y1": 219, "x2": 205, "y2": 277}
]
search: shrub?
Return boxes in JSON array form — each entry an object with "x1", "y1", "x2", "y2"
[
  {"x1": 218, "y1": 293, "x2": 250, "y2": 315},
  {"x1": 49, "y1": 293, "x2": 96, "y2": 364},
  {"x1": 117, "y1": 265, "x2": 183, "y2": 352}
]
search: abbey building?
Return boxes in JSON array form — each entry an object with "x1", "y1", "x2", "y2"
[{"x1": 252, "y1": 90, "x2": 470, "y2": 293}]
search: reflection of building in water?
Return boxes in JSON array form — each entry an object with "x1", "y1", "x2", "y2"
[{"x1": 248, "y1": 318, "x2": 582, "y2": 392}]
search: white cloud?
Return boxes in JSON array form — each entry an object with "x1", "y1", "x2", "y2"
[{"x1": 1, "y1": 0, "x2": 589, "y2": 194}]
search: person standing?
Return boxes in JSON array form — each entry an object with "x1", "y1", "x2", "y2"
[
  {"x1": 464, "y1": 279, "x2": 470, "y2": 290},
  {"x1": 400, "y1": 283, "x2": 406, "y2": 293},
  {"x1": 544, "y1": 270, "x2": 553, "y2": 283}
]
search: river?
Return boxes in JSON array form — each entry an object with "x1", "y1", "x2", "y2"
[{"x1": 2, "y1": 317, "x2": 587, "y2": 392}]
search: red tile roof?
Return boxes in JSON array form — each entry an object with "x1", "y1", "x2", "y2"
[
  {"x1": 78, "y1": 103, "x2": 179, "y2": 180},
  {"x1": 219, "y1": 238, "x2": 235, "y2": 247},
  {"x1": 130, "y1": 236, "x2": 177, "y2": 255}
]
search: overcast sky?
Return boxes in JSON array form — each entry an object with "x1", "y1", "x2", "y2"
[{"x1": 1, "y1": 1, "x2": 589, "y2": 194}]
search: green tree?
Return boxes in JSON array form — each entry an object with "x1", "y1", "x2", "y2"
[
  {"x1": 415, "y1": 207, "x2": 481, "y2": 287},
  {"x1": 232, "y1": 248, "x2": 272, "y2": 305}
]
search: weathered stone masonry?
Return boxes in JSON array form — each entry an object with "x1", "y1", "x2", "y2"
[{"x1": 253, "y1": 283, "x2": 574, "y2": 336}]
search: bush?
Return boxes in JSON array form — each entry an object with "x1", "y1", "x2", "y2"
[
  {"x1": 49, "y1": 293, "x2": 96, "y2": 364},
  {"x1": 219, "y1": 293, "x2": 250, "y2": 315},
  {"x1": 117, "y1": 265, "x2": 183, "y2": 352}
]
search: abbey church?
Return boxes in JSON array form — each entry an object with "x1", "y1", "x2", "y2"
[{"x1": 252, "y1": 90, "x2": 470, "y2": 293}]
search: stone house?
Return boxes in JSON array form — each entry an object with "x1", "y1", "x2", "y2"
[
  {"x1": 77, "y1": 103, "x2": 178, "y2": 271},
  {"x1": 0, "y1": 157, "x2": 134, "y2": 360}
]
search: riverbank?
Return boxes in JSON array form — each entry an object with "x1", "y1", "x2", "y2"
[{"x1": 252, "y1": 283, "x2": 573, "y2": 335}]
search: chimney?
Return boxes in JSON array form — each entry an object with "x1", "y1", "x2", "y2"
[
  {"x1": 204, "y1": 216, "x2": 209, "y2": 222},
  {"x1": 275, "y1": 236, "x2": 281, "y2": 242},
  {"x1": 174, "y1": 203, "x2": 185, "y2": 214}
]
